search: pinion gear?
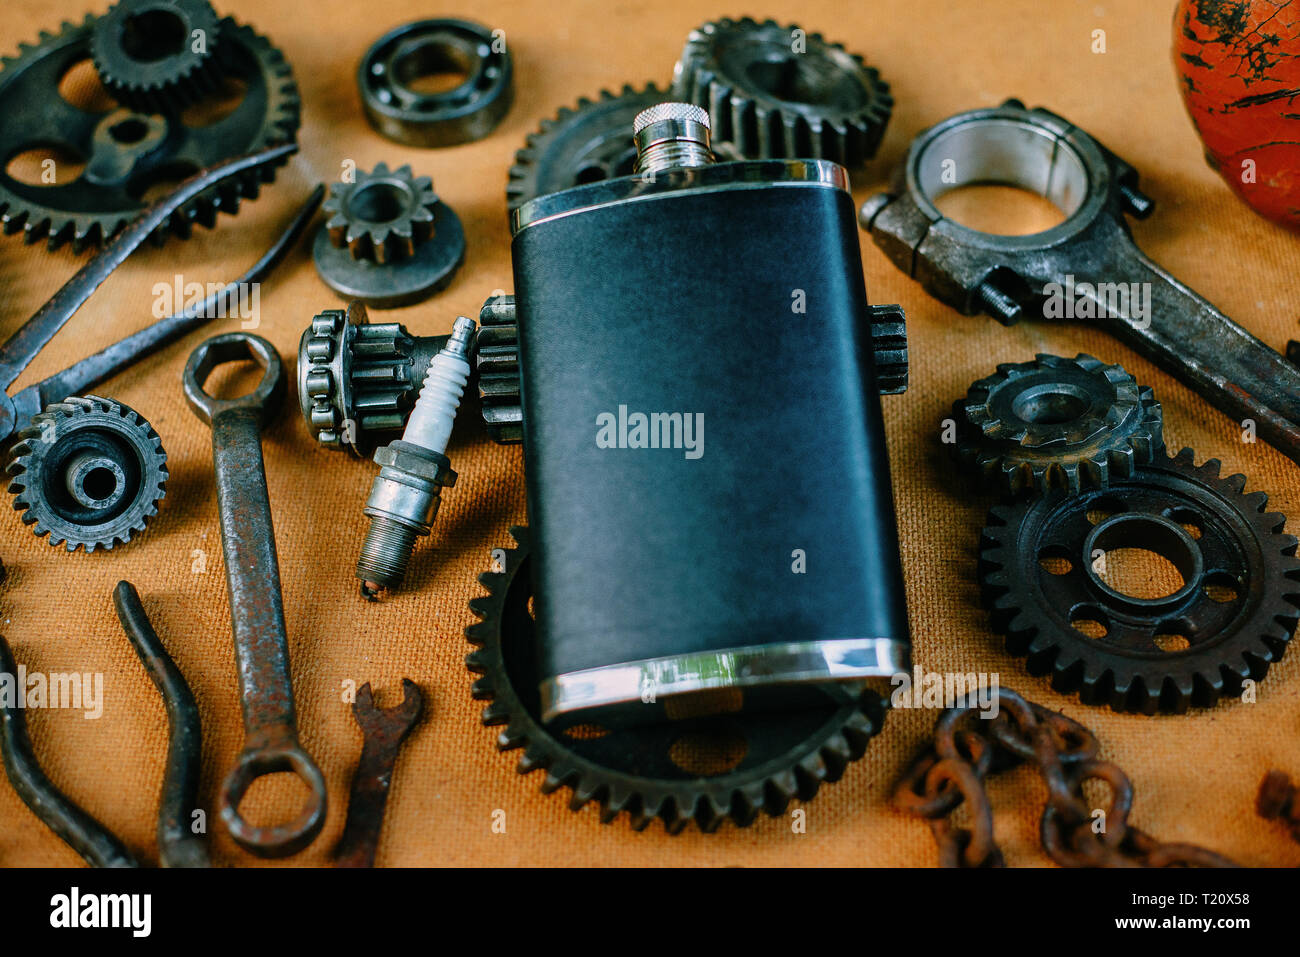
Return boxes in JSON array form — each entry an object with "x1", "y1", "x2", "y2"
[
  {"x1": 465, "y1": 527, "x2": 887, "y2": 833},
  {"x1": 323, "y1": 163, "x2": 437, "y2": 265},
  {"x1": 0, "y1": 13, "x2": 300, "y2": 251},
  {"x1": 6, "y1": 396, "x2": 168, "y2": 552},
  {"x1": 954, "y1": 354, "x2": 1163, "y2": 496},
  {"x1": 90, "y1": 0, "x2": 224, "y2": 114},
  {"x1": 671, "y1": 17, "x2": 893, "y2": 167},
  {"x1": 978, "y1": 448, "x2": 1300, "y2": 714}
]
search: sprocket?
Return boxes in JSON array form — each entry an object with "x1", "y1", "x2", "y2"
[
  {"x1": 90, "y1": 0, "x2": 225, "y2": 114},
  {"x1": 671, "y1": 17, "x2": 893, "y2": 167},
  {"x1": 978, "y1": 448, "x2": 1300, "y2": 714},
  {"x1": 465, "y1": 527, "x2": 887, "y2": 833},
  {"x1": 954, "y1": 354, "x2": 1164, "y2": 496},
  {"x1": 6, "y1": 395, "x2": 168, "y2": 552},
  {"x1": 0, "y1": 13, "x2": 300, "y2": 251}
]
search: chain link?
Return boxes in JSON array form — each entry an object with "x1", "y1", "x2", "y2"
[{"x1": 893, "y1": 687, "x2": 1238, "y2": 868}]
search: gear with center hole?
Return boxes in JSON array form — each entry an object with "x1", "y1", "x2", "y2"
[
  {"x1": 954, "y1": 353, "x2": 1164, "y2": 496},
  {"x1": 313, "y1": 162, "x2": 464, "y2": 308},
  {"x1": 90, "y1": 0, "x2": 224, "y2": 114},
  {"x1": 0, "y1": 13, "x2": 300, "y2": 252},
  {"x1": 6, "y1": 396, "x2": 168, "y2": 552},
  {"x1": 670, "y1": 17, "x2": 893, "y2": 167},
  {"x1": 465, "y1": 527, "x2": 888, "y2": 833},
  {"x1": 978, "y1": 448, "x2": 1300, "y2": 714},
  {"x1": 505, "y1": 83, "x2": 744, "y2": 217}
]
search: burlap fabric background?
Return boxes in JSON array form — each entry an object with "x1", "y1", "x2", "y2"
[{"x1": 2, "y1": 0, "x2": 1298, "y2": 867}]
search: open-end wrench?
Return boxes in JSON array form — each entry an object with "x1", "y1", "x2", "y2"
[
  {"x1": 333, "y1": 679, "x2": 424, "y2": 868},
  {"x1": 182, "y1": 332, "x2": 326, "y2": 858},
  {"x1": 861, "y1": 100, "x2": 1300, "y2": 466}
]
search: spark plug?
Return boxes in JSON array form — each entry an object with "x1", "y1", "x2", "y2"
[{"x1": 355, "y1": 315, "x2": 475, "y2": 597}]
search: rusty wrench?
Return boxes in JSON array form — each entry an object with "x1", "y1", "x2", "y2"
[
  {"x1": 333, "y1": 679, "x2": 424, "y2": 867},
  {"x1": 183, "y1": 332, "x2": 326, "y2": 858}
]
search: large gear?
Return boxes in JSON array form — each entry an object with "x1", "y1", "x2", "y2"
[
  {"x1": 506, "y1": 83, "x2": 664, "y2": 216},
  {"x1": 978, "y1": 448, "x2": 1300, "y2": 714},
  {"x1": 670, "y1": 17, "x2": 893, "y2": 167},
  {"x1": 90, "y1": 0, "x2": 224, "y2": 114},
  {"x1": 0, "y1": 14, "x2": 300, "y2": 251},
  {"x1": 6, "y1": 396, "x2": 168, "y2": 552},
  {"x1": 954, "y1": 354, "x2": 1164, "y2": 496},
  {"x1": 465, "y1": 527, "x2": 888, "y2": 833}
]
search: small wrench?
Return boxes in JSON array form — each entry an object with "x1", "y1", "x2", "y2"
[
  {"x1": 861, "y1": 100, "x2": 1300, "y2": 466},
  {"x1": 183, "y1": 332, "x2": 326, "y2": 858},
  {"x1": 333, "y1": 679, "x2": 424, "y2": 868}
]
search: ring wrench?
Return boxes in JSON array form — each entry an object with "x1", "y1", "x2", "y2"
[
  {"x1": 860, "y1": 100, "x2": 1300, "y2": 467},
  {"x1": 183, "y1": 332, "x2": 326, "y2": 858}
]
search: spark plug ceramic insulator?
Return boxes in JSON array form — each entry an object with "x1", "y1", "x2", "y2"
[{"x1": 355, "y1": 316, "x2": 475, "y2": 597}]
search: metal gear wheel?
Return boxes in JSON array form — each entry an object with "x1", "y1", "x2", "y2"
[
  {"x1": 6, "y1": 396, "x2": 168, "y2": 552},
  {"x1": 978, "y1": 448, "x2": 1300, "y2": 714},
  {"x1": 670, "y1": 17, "x2": 893, "y2": 167},
  {"x1": 476, "y1": 294, "x2": 521, "y2": 444},
  {"x1": 313, "y1": 162, "x2": 464, "y2": 308},
  {"x1": 0, "y1": 14, "x2": 300, "y2": 251},
  {"x1": 465, "y1": 527, "x2": 888, "y2": 833},
  {"x1": 507, "y1": 83, "x2": 686, "y2": 216},
  {"x1": 90, "y1": 0, "x2": 224, "y2": 114},
  {"x1": 298, "y1": 302, "x2": 444, "y2": 456},
  {"x1": 954, "y1": 354, "x2": 1164, "y2": 496}
]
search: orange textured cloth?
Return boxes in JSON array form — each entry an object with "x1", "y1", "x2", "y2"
[{"x1": 1, "y1": 0, "x2": 1298, "y2": 867}]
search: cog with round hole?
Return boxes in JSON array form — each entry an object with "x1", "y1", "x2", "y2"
[
  {"x1": 90, "y1": 0, "x2": 224, "y2": 114},
  {"x1": 978, "y1": 448, "x2": 1300, "y2": 714},
  {"x1": 313, "y1": 162, "x2": 464, "y2": 308},
  {"x1": 0, "y1": 13, "x2": 299, "y2": 251},
  {"x1": 465, "y1": 526, "x2": 887, "y2": 833},
  {"x1": 670, "y1": 16, "x2": 893, "y2": 167},
  {"x1": 954, "y1": 353, "x2": 1164, "y2": 496},
  {"x1": 6, "y1": 395, "x2": 168, "y2": 552}
]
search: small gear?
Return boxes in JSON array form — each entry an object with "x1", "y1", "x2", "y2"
[
  {"x1": 671, "y1": 17, "x2": 893, "y2": 167},
  {"x1": 298, "y1": 302, "x2": 434, "y2": 455},
  {"x1": 465, "y1": 527, "x2": 887, "y2": 833},
  {"x1": 6, "y1": 396, "x2": 168, "y2": 552},
  {"x1": 313, "y1": 163, "x2": 464, "y2": 308},
  {"x1": 0, "y1": 14, "x2": 300, "y2": 251},
  {"x1": 90, "y1": 0, "x2": 224, "y2": 114},
  {"x1": 978, "y1": 448, "x2": 1300, "y2": 714},
  {"x1": 954, "y1": 354, "x2": 1163, "y2": 496},
  {"x1": 476, "y1": 294, "x2": 521, "y2": 443}
]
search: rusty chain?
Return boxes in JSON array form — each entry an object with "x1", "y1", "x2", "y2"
[{"x1": 893, "y1": 687, "x2": 1238, "y2": 868}]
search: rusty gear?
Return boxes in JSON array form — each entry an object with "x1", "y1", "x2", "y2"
[
  {"x1": 6, "y1": 396, "x2": 168, "y2": 552},
  {"x1": 465, "y1": 527, "x2": 887, "y2": 833},
  {"x1": 506, "y1": 83, "x2": 668, "y2": 216},
  {"x1": 671, "y1": 17, "x2": 892, "y2": 167},
  {"x1": 954, "y1": 354, "x2": 1164, "y2": 496},
  {"x1": 313, "y1": 163, "x2": 464, "y2": 308},
  {"x1": 978, "y1": 448, "x2": 1300, "y2": 714},
  {"x1": 476, "y1": 294, "x2": 521, "y2": 444},
  {"x1": 90, "y1": 0, "x2": 224, "y2": 113},
  {"x1": 0, "y1": 14, "x2": 299, "y2": 251}
]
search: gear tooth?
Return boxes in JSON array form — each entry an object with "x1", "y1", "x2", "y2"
[
  {"x1": 497, "y1": 720, "x2": 527, "y2": 751},
  {"x1": 480, "y1": 700, "x2": 510, "y2": 726},
  {"x1": 1223, "y1": 472, "x2": 1247, "y2": 493}
]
